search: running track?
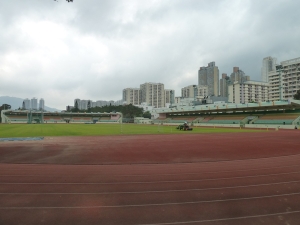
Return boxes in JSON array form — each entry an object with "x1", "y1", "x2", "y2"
[{"x1": 0, "y1": 130, "x2": 300, "y2": 224}]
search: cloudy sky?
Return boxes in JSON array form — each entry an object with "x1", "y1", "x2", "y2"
[{"x1": 1, "y1": 0, "x2": 300, "y2": 109}]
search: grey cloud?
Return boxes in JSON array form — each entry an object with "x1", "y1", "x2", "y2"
[{"x1": 1, "y1": 0, "x2": 300, "y2": 109}]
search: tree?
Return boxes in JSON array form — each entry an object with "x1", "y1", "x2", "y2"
[
  {"x1": 87, "y1": 101, "x2": 91, "y2": 112},
  {"x1": 120, "y1": 104, "x2": 143, "y2": 118},
  {"x1": 294, "y1": 90, "x2": 300, "y2": 100},
  {"x1": 74, "y1": 100, "x2": 79, "y2": 112},
  {"x1": 142, "y1": 111, "x2": 151, "y2": 119}
]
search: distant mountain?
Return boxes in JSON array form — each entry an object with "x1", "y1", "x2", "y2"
[{"x1": 0, "y1": 96, "x2": 61, "y2": 112}]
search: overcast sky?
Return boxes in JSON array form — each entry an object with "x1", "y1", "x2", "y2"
[{"x1": 1, "y1": 0, "x2": 300, "y2": 109}]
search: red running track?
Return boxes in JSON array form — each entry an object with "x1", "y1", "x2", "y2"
[{"x1": 0, "y1": 130, "x2": 300, "y2": 224}]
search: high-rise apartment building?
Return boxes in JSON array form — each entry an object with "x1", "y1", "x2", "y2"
[
  {"x1": 261, "y1": 56, "x2": 277, "y2": 82},
  {"x1": 198, "y1": 62, "x2": 219, "y2": 97},
  {"x1": 230, "y1": 67, "x2": 250, "y2": 83},
  {"x1": 122, "y1": 88, "x2": 141, "y2": 105},
  {"x1": 140, "y1": 82, "x2": 165, "y2": 108},
  {"x1": 220, "y1": 73, "x2": 230, "y2": 97},
  {"x1": 181, "y1": 85, "x2": 208, "y2": 99},
  {"x1": 228, "y1": 81, "x2": 269, "y2": 104},
  {"x1": 31, "y1": 98, "x2": 38, "y2": 110},
  {"x1": 22, "y1": 98, "x2": 30, "y2": 110},
  {"x1": 39, "y1": 98, "x2": 45, "y2": 111},
  {"x1": 164, "y1": 89, "x2": 175, "y2": 105},
  {"x1": 269, "y1": 57, "x2": 300, "y2": 101}
]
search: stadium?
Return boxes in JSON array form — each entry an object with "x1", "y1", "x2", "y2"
[
  {"x1": 1, "y1": 110, "x2": 122, "y2": 124},
  {"x1": 153, "y1": 99, "x2": 300, "y2": 129},
  {"x1": 1, "y1": 100, "x2": 300, "y2": 225},
  {"x1": 1, "y1": 100, "x2": 300, "y2": 129}
]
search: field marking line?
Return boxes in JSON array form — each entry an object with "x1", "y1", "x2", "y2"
[
  {"x1": 138, "y1": 210, "x2": 300, "y2": 225},
  {"x1": 1, "y1": 170, "x2": 300, "y2": 185},
  {"x1": 1, "y1": 192, "x2": 300, "y2": 209}
]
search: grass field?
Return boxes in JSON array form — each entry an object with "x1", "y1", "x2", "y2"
[{"x1": 0, "y1": 123, "x2": 266, "y2": 138}]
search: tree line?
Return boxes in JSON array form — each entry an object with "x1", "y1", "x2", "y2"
[{"x1": 66, "y1": 103, "x2": 151, "y2": 119}]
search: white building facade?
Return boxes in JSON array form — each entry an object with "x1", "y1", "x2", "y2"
[
  {"x1": 22, "y1": 98, "x2": 30, "y2": 110},
  {"x1": 140, "y1": 82, "x2": 165, "y2": 108},
  {"x1": 39, "y1": 98, "x2": 45, "y2": 111},
  {"x1": 261, "y1": 56, "x2": 277, "y2": 83},
  {"x1": 269, "y1": 57, "x2": 300, "y2": 101},
  {"x1": 122, "y1": 88, "x2": 141, "y2": 105},
  {"x1": 181, "y1": 85, "x2": 208, "y2": 99},
  {"x1": 31, "y1": 98, "x2": 38, "y2": 110},
  {"x1": 164, "y1": 89, "x2": 175, "y2": 105},
  {"x1": 228, "y1": 81, "x2": 270, "y2": 104}
]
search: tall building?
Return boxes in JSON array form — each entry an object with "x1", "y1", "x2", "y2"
[
  {"x1": 181, "y1": 85, "x2": 208, "y2": 99},
  {"x1": 198, "y1": 62, "x2": 219, "y2": 97},
  {"x1": 22, "y1": 98, "x2": 30, "y2": 110},
  {"x1": 230, "y1": 67, "x2": 250, "y2": 83},
  {"x1": 95, "y1": 100, "x2": 109, "y2": 107},
  {"x1": 269, "y1": 57, "x2": 300, "y2": 101},
  {"x1": 74, "y1": 99, "x2": 80, "y2": 109},
  {"x1": 122, "y1": 88, "x2": 141, "y2": 105},
  {"x1": 164, "y1": 89, "x2": 175, "y2": 105},
  {"x1": 220, "y1": 73, "x2": 230, "y2": 97},
  {"x1": 39, "y1": 98, "x2": 45, "y2": 111},
  {"x1": 261, "y1": 56, "x2": 277, "y2": 82},
  {"x1": 31, "y1": 98, "x2": 38, "y2": 110},
  {"x1": 140, "y1": 82, "x2": 165, "y2": 108},
  {"x1": 228, "y1": 81, "x2": 269, "y2": 104}
]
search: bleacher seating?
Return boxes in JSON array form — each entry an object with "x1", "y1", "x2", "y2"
[
  {"x1": 7, "y1": 115, "x2": 27, "y2": 122},
  {"x1": 254, "y1": 114, "x2": 299, "y2": 125}
]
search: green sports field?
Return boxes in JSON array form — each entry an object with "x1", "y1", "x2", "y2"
[{"x1": 0, "y1": 123, "x2": 265, "y2": 138}]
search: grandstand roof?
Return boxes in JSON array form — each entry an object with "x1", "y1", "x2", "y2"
[{"x1": 154, "y1": 100, "x2": 300, "y2": 115}]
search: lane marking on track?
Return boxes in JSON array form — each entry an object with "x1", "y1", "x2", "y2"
[
  {"x1": 1, "y1": 192, "x2": 300, "y2": 209},
  {"x1": 1, "y1": 180, "x2": 300, "y2": 195},
  {"x1": 2, "y1": 163, "x2": 300, "y2": 177},
  {"x1": 138, "y1": 210, "x2": 300, "y2": 225},
  {"x1": 1, "y1": 171, "x2": 300, "y2": 185},
  {"x1": 1, "y1": 151, "x2": 300, "y2": 168}
]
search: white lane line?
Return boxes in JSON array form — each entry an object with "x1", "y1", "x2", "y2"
[
  {"x1": 1, "y1": 170, "x2": 300, "y2": 185},
  {"x1": 1, "y1": 192, "x2": 300, "y2": 209},
  {"x1": 1, "y1": 151, "x2": 300, "y2": 169},
  {"x1": 0, "y1": 180, "x2": 300, "y2": 195},
  {"x1": 138, "y1": 210, "x2": 300, "y2": 225},
  {"x1": 1, "y1": 163, "x2": 300, "y2": 177}
]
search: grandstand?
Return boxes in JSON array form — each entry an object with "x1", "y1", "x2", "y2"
[
  {"x1": 252, "y1": 113, "x2": 300, "y2": 125},
  {"x1": 152, "y1": 100, "x2": 300, "y2": 129},
  {"x1": 1, "y1": 111, "x2": 122, "y2": 124}
]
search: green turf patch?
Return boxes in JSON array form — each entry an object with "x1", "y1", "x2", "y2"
[{"x1": 0, "y1": 123, "x2": 266, "y2": 138}]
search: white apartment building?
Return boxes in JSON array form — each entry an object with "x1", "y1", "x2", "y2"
[
  {"x1": 39, "y1": 98, "x2": 45, "y2": 111},
  {"x1": 164, "y1": 89, "x2": 175, "y2": 105},
  {"x1": 22, "y1": 98, "x2": 30, "y2": 110},
  {"x1": 261, "y1": 56, "x2": 276, "y2": 83},
  {"x1": 140, "y1": 82, "x2": 165, "y2": 108},
  {"x1": 31, "y1": 98, "x2": 38, "y2": 110},
  {"x1": 269, "y1": 57, "x2": 300, "y2": 101},
  {"x1": 74, "y1": 99, "x2": 92, "y2": 110},
  {"x1": 122, "y1": 88, "x2": 141, "y2": 105},
  {"x1": 181, "y1": 85, "x2": 208, "y2": 99},
  {"x1": 228, "y1": 81, "x2": 269, "y2": 104}
]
